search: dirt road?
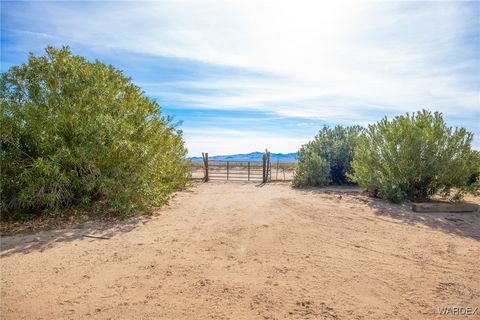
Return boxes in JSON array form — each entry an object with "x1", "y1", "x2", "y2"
[{"x1": 1, "y1": 182, "x2": 479, "y2": 319}]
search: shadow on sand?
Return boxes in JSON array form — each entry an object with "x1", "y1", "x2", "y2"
[
  {"x1": 367, "y1": 198, "x2": 480, "y2": 241},
  {"x1": 296, "y1": 185, "x2": 480, "y2": 241},
  {"x1": 2, "y1": 184, "x2": 479, "y2": 259},
  {"x1": 0, "y1": 219, "x2": 142, "y2": 258}
]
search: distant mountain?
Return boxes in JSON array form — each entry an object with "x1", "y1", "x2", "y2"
[{"x1": 189, "y1": 152, "x2": 297, "y2": 163}]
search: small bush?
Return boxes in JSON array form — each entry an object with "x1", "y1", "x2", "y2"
[
  {"x1": 293, "y1": 153, "x2": 330, "y2": 187},
  {"x1": 293, "y1": 125, "x2": 363, "y2": 187},
  {"x1": 1, "y1": 46, "x2": 190, "y2": 219},
  {"x1": 350, "y1": 110, "x2": 479, "y2": 202}
]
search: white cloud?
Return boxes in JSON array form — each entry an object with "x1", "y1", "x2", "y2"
[
  {"x1": 32, "y1": 0, "x2": 475, "y2": 116},
  {"x1": 3, "y1": 0, "x2": 479, "y2": 152}
]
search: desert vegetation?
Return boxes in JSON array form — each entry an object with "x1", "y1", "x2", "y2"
[
  {"x1": 295, "y1": 111, "x2": 479, "y2": 202},
  {"x1": 293, "y1": 125, "x2": 363, "y2": 187},
  {"x1": 0, "y1": 46, "x2": 190, "y2": 220},
  {"x1": 1, "y1": 47, "x2": 479, "y2": 320},
  {"x1": 350, "y1": 110, "x2": 479, "y2": 202}
]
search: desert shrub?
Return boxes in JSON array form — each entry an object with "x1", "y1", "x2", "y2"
[
  {"x1": 0, "y1": 46, "x2": 190, "y2": 219},
  {"x1": 293, "y1": 125, "x2": 363, "y2": 187},
  {"x1": 350, "y1": 110, "x2": 479, "y2": 202},
  {"x1": 467, "y1": 151, "x2": 480, "y2": 187},
  {"x1": 293, "y1": 153, "x2": 330, "y2": 187}
]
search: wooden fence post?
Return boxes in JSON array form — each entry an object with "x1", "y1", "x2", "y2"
[
  {"x1": 202, "y1": 152, "x2": 209, "y2": 182},
  {"x1": 276, "y1": 158, "x2": 279, "y2": 180},
  {"x1": 248, "y1": 161, "x2": 250, "y2": 181},
  {"x1": 227, "y1": 161, "x2": 229, "y2": 180},
  {"x1": 264, "y1": 149, "x2": 271, "y2": 182},
  {"x1": 267, "y1": 151, "x2": 271, "y2": 181},
  {"x1": 262, "y1": 154, "x2": 267, "y2": 183}
]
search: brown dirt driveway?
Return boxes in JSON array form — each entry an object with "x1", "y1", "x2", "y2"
[{"x1": 1, "y1": 182, "x2": 479, "y2": 319}]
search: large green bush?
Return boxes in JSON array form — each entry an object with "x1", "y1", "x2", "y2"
[
  {"x1": 293, "y1": 125, "x2": 363, "y2": 187},
  {"x1": 1, "y1": 46, "x2": 190, "y2": 219},
  {"x1": 292, "y1": 153, "x2": 330, "y2": 187},
  {"x1": 350, "y1": 110, "x2": 479, "y2": 202}
]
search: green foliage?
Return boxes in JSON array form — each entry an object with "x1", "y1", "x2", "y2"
[
  {"x1": 350, "y1": 110, "x2": 479, "y2": 202},
  {"x1": 1, "y1": 46, "x2": 190, "y2": 219},
  {"x1": 293, "y1": 153, "x2": 330, "y2": 187},
  {"x1": 293, "y1": 125, "x2": 363, "y2": 187},
  {"x1": 467, "y1": 151, "x2": 480, "y2": 187}
]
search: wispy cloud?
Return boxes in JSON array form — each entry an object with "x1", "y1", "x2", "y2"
[{"x1": 1, "y1": 0, "x2": 479, "y2": 155}]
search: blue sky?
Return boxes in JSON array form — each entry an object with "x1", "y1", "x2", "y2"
[{"x1": 1, "y1": 1, "x2": 479, "y2": 156}]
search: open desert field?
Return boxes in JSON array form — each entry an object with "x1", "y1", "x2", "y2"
[{"x1": 1, "y1": 182, "x2": 479, "y2": 319}]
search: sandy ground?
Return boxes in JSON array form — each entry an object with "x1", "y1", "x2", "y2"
[{"x1": 1, "y1": 182, "x2": 479, "y2": 320}]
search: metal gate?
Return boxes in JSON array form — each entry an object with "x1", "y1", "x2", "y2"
[{"x1": 201, "y1": 151, "x2": 271, "y2": 182}]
